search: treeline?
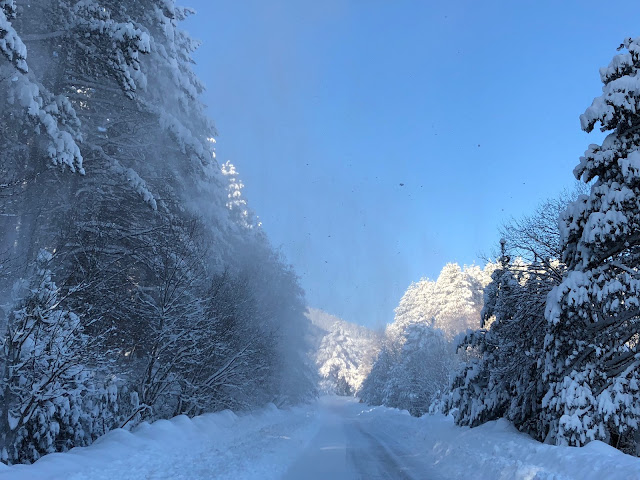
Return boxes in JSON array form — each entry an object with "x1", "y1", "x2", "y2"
[
  {"x1": 362, "y1": 36, "x2": 640, "y2": 455},
  {"x1": 0, "y1": 0, "x2": 314, "y2": 464},
  {"x1": 359, "y1": 263, "x2": 493, "y2": 416}
]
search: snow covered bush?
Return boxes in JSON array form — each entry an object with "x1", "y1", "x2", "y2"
[
  {"x1": 543, "y1": 36, "x2": 640, "y2": 451},
  {"x1": 0, "y1": 251, "x2": 91, "y2": 464}
]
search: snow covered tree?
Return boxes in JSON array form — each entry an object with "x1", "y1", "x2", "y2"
[
  {"x1": 499, "y1": 189, "x2": 586, "y2": 284},
  {"x1": 307, "y1": 309, "x2": 380, "y2": 398},
  {"x1": 432, "y1": 263, "x2": 482, "y2": 337},
  {"x1": 362, "y1": 263, "x2": 494, "y2": 413},
  {"x1": 229, "y1": 243, "x2": 316, "y2": 407},
  {"x1": 386, "y1": 279, "x2": 438, "y2": 343},
  {"x1": 445, "y1": 242, "x2": 549, "y2": 437},
  {"x1": 543, "y1": 36, "x2": 640, "y2": 450},
  {"x1": 0, "y1": 251, "x2": 91, "y2": 464},
  {"x1": 316, "y1": 323, "x2": 361, "y2": 395},
  {"x1": 0, "y1": 0, "x2": 83, "y2": 174},
  {"x1": 384, "y1": 323, "x2": 453, "y2": 416},
  {"x1": 176, "y1": 268, "x2": 269, "y2": 414},
  {"x1": 358, "y1": 344, "x2": 397, "y2": 406},
  {"x1": 221, "y1": 161, "x2": 260, "y2": 230},
  {"x1": 361, "y1": 322, "x2": 455, "y2": 416},
  {"x1": 445, "y1": 187, "x2": 587, "y2": 439},
  {"x1": 131, "y1": 220, "x2": 208, "y2": 419},
  {"x1": 0, "y1": 1, "x2": 27, "y2": 73},
  {"x1": 386, "y1": 263, "x2": 493, "y2": 344}
]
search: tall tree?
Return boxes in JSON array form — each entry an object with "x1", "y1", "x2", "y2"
[{"x1": 543, "y1": 36, "x2": 640, "y2": 450}]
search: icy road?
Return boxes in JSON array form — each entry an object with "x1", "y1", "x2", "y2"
[{"x1": 2, "y1": 396, "x2": 640, "y2": 480}]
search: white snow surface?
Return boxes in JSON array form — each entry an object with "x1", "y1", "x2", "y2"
[{"x1": 1, "y1": 396, "x2": 639, "y2": 480}]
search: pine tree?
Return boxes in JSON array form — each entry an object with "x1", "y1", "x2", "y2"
[
  {"x1": 543, "y1": 36, "x2": 640, "y2": 450},
  {"x1": 445, "y1": 244, "x2": 518, "y2": 427},
  {"x1": 316, "y1": 323, "x2": 360, "y2": 395},
  {"x1": 445, "y1": 240, "x2": 550, "y2": 437},
  {"x1": 358, "y1": 344, "x2": 397, "y2": 406}
]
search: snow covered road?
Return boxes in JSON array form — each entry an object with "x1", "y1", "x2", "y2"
[
  {"x1": 283, "y1": 397, "x2": 431, "y2": 480},
  {"x1": 2, "y1": 396, "x2": 640, "y2": 480}
]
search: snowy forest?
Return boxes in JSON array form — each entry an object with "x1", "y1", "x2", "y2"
[
  {"x1": 3, "y1": 0, "x2": 640, "y2": 475},
  {"x1": 0, "y1": 0, "x2": 315, "y2": 464}
]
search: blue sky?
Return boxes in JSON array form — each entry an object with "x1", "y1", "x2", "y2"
[{"x1": 184, "y1": 1, "x2": 640, "y2": 328}]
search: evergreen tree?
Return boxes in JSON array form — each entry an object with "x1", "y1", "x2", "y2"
[
  {"x1": 316, "y1": 323, "x2": 360, "y2": 395},
  {"x1": 445, "y1": 241, "x2": 549, "y2": 437},
  {"x1": 543, "y1": 36, "x2": 640, "y2": 450},
  {"x1": 358, "y1": 344, "x2": 396, "y2": 406}
]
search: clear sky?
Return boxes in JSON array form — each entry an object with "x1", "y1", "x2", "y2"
[{"x1": 184, "y1": 1, "x2": 640, "y2": 328}]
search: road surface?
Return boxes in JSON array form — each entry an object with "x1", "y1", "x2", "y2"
[{"x1": 283, "y1": 396, "x2": 431, "y2": 479}]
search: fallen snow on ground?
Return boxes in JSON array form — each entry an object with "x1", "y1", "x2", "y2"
[
  {"x1": 0, "y1": 403, "x2": 320, "y2": 480},
  {"x1": 1, "y1": 396, "x2": 639, "y2": 479}
]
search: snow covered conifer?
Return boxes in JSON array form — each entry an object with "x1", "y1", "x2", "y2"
[
  {"x1": 446, "y1": 246, "x2": 518, "y2": 427},
  {"x1": 316, "y1": 323, "x2": 361, "y2": 395},
  {"x1": 358, "y1": 345, "x2": 397, "y2": 406},
  {"x1": 446, "y1": 243, "x2": 549, "y2": 437},
  {"x1": 543, "y1": 36, "x2": 640, "y2": 449}
]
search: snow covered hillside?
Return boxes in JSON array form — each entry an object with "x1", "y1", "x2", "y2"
[{"x1": 2, "y1": 396, "x2": 639, "y2": 480}]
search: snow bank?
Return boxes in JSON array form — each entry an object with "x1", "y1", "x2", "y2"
[
  {"x1": 1, "y1": 396, "x2": 638, "y2": 479},
  {"x1": 0, "y1": 403, "x2": 319, "y2": 480},
  {"x1": 355, "y1": 402, "x2": 640, "y2": 480}
]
